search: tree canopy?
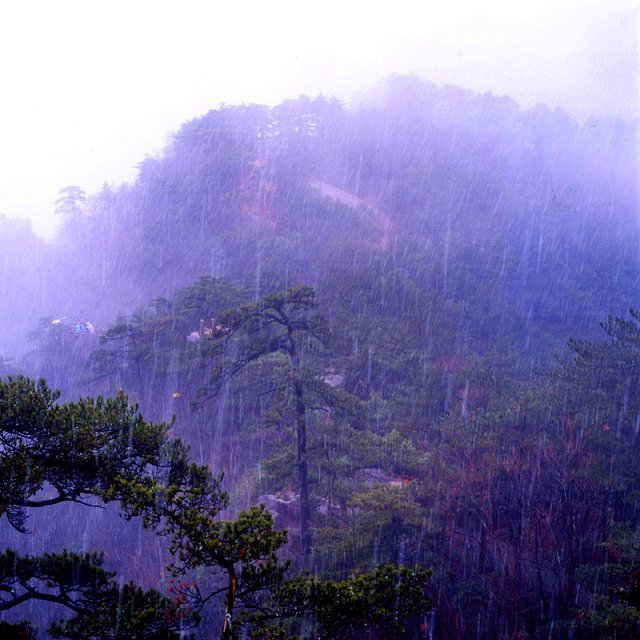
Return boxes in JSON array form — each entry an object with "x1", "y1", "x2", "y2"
[{"x1": 0, "y1": 375, "x2": 431, "y2": 638}]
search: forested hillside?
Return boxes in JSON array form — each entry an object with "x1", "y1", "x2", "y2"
[{"x1": 1, "y1": 75, "x2": 639, "y2": 638}]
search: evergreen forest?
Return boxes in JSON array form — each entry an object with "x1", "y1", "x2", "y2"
[{"x1": 1, "y1": 75, "x2": 639, "y2": 639}]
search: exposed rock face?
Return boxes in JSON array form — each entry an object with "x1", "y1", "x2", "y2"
[
  {"x1": 355, "y1": 467, "x2": 415, "y2": 488},
  {"x1": 258, "y1": 490, "x2": 300, "y2": 534}
]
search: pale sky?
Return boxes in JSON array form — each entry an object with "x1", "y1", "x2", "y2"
[{"x1": 0, "y1": 0, "x2": 637, "y2": 237}]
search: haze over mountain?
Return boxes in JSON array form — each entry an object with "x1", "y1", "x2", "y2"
[
  {"x1": 1, "y1": 73, "x2": 636, "y2": 362},
  {"x1": 0, "y1": 54, "x2": 639, "y2": 640},
  {"x1": 0, "y1": 1, "x2": 636, "y2": 237}
]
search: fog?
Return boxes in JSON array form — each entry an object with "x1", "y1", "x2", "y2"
[
  {"x1": 0, "y1": 0, "x2": 636, "y2": 236},
  {"x1": 1, "y1": 2, "x2": 640, "y2": 638}
]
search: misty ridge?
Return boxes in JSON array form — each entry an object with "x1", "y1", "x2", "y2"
[
  {"x1": 1, "y1": 74, "x2": 636, "y2": 367},
  {"x1": 1, "y1": 73, "x2": 640, "y2": 639}
]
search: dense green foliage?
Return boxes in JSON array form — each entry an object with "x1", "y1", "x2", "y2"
[
  {"x1": 1, "y1": 76, "x2": 638, "y2": 638},
  {"x1": 0, "y1": 375, "x2": 430, "y2": 638}
]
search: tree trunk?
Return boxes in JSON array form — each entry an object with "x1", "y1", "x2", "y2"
[
  {"x1": 288, "y1": 326, "x2": 311, "y2": 568},
  {"x1": 295, "y1": 375, "x2": 311, "y2": 567},
  {"x1": 221, "y1": 566, "x2": 237, "y2": 640}
]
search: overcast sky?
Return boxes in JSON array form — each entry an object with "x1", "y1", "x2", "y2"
[{"x1": 0, "y1": 0, "x2": 637, "y2": 237}]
